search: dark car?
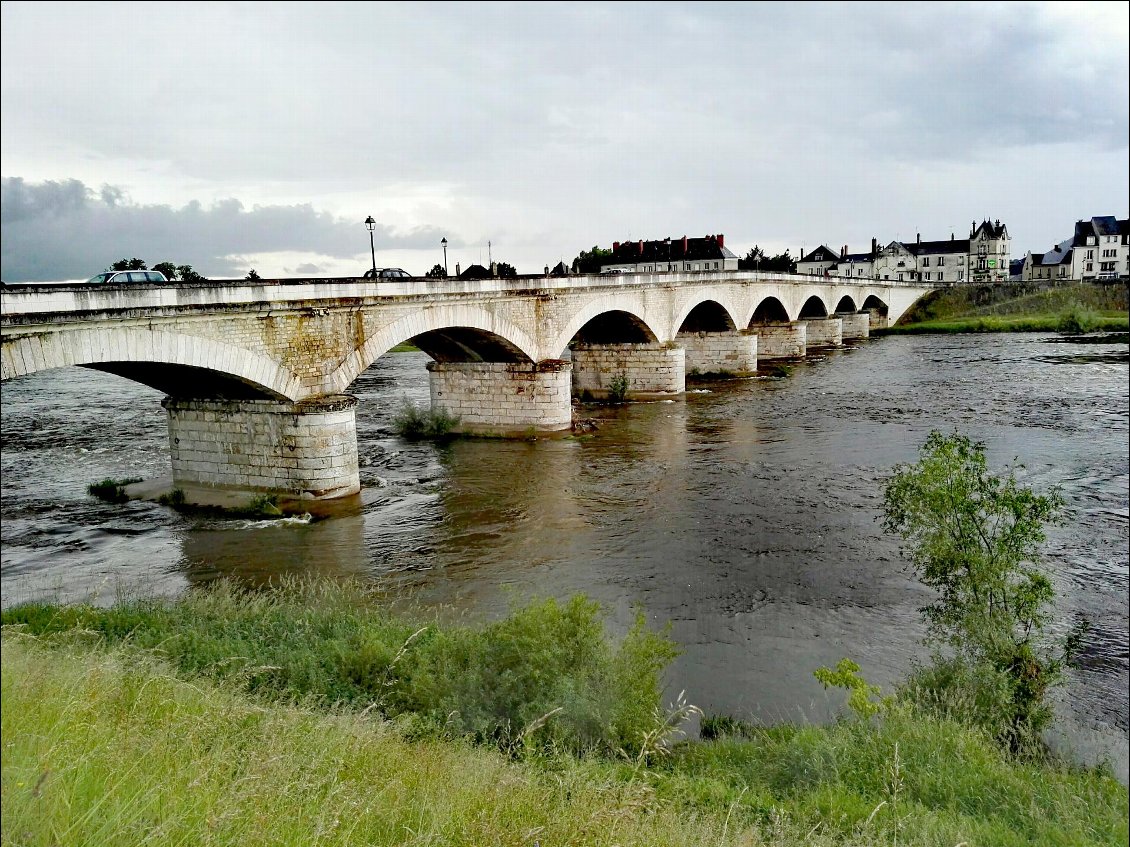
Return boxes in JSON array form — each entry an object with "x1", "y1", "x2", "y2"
[{"x1": 363, "y1": 267, "x2": 411, "y2": 280}]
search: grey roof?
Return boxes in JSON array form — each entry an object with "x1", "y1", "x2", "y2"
[
  {"x1": 800, "y1": 245, "x2": 840, "y2": 263},
  {"x1": 607, "y1": 234, "x2": 735, "y2": 264},
  {"x1": 1092, "y1": 216, "x2": 1120, "y2": 237},
  {"x1": 910, "y1": 238, "x2": 970, "y2": 256},
  {"x1": 1037, "y1": 238, "x2": 1074, "y2": 266}
]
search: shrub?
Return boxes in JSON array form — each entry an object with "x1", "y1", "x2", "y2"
[
  {"x1": 392, "y1": 398, "x2": 460, "y2": 440},
  {"x1": 882, "y1": 430, "x2": 1088, "y2": 752},
  {"x1": 607, "y1": 371, "x2": 631, "y2": 403},
  {"x1": 87, "y1": 477, "x2": 141, "y2": 503},
  {"x1": 1056, "y1": 307, "x2": 1100, "y2": 334}
]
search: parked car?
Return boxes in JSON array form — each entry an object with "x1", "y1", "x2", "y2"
[
  {"x1": 363, "y1": 267, "x2": 411, "y2": 280},
  {"x1": 85, "y1": 270, "x2": 168, "y2": 284}
]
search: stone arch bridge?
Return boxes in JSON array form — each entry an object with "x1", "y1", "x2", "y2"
[{"x1": 1, "y1": 270, "x2": 932, "y2": 501}]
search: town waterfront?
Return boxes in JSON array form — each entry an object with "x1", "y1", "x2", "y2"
[{"x1": 1, "y1": 331, "x2": 1127, "y2": 779}]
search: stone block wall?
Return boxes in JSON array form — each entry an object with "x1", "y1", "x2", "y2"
[
  {"x1": 838, "y1": 312, "x2": 870, "y2": 340},
  {"x1": 163, "y1": 395, "x2": 360, "y2": 499},
  {"x1": 679, "y1": 331, "x2": 758, "y2": 375},
  {"x1": 571, "y1": 343, "x2": 685, "y2": 398},
  {"x1": 754, "y1": 322, "x2": 807, "y2": 359},
  {"x1": 804, "y1": 317, "x2": 843, "y2": 347},
  {"x1": 428, "y1": 360, "x2": 573, "y2": 434}
]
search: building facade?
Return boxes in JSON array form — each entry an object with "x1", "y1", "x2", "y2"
[{"x1": 599, "y1": 234, "x2": 739, "y2": 273}]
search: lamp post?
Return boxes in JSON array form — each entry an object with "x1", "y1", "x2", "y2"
[
  {"x1": 364, "y1": 216, "x2": 376, "y2": 276},
  {"x1": 441, "y1": 237, "x2": 448, "y2": 276}
]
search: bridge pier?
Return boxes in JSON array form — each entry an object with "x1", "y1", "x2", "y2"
[
  {"x1": 571, "y1": 342, "x2": 685, "y2": 399},
  {"x1": 428, "y1": 360, "x2": 573, "y2": 434},
  {"x1": 838, "y1": 312, "x2": 870, "y2": 340},
  {"x1": 678, "y1": 330, "x2": 758, "y2": 376},
  {"x1": 866, "y1": 309, "x2": 889, "y2": 330},
  {"x1": 753, "y1": 322, "x2": 807, "y2": 360},
  {"x1": 162, "y1": 395, "x2": 360, "y2": 501},
  {"x1": 803, "y1": 317, "x2": 843, "y2": 348}
]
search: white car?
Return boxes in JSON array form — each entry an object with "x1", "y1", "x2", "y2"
[{"x1": 86, "y1": 270, "x2": 168, "y2": 284}]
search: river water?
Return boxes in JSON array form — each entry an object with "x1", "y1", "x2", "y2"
[{"x1": 2, "y1": 332, "x2": 1127, "y2": 779}]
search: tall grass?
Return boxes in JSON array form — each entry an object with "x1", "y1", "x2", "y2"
[
  {"x1": 0, "y1": 580, "x2": 676, "y2": 757},
  {"x1": 5, "y1": 631, "x2": 1125, "y2": 846},
  {"x1": 392, "y1": 399, "x2": 460, "y2": 440}
]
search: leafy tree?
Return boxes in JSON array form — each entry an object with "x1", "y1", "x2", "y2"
[
  {"x1": 246, "y1": 269, "x2": 261, "y2": 281},
  {"x1": 572, "y1": 245, "x2": 613, "y2": 274},
  {"x1": 883, "y1": 430, "x2": 1087, "y2": 751},
  {"x1": 110, "y1": 258, "x2": 147, "y2": 271},
  {"x1": 424, "y1": 263, "x2": 448, "y2": 279},
  {"x1": 177, "y1": 265, "x2": 207, "y2": 282},
  {"x1": 738, "y1": 246, "x2": 768, "y2": 271},
  {"x1": 152, "y1": 261, "x2": 178, "y2": 280},
  {"x1": 495, "y1": 261, "x2": 517, "y2": 278}
]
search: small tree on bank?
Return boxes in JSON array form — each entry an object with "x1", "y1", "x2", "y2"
[
  {"x1": 424, "y1": 264, "x2": 448, "y2": 279},
  {"x1": 882, "y1": 430, "x2": 1088, "y2": 752}
]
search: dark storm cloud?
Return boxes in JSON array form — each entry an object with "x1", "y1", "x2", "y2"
[{"x1": 0, "y1": 178, "x2": 443, "y2": 282}]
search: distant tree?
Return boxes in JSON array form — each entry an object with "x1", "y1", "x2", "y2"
[
  {"x1": 495, "y1": 261, "x2": 517, "y2": 278},
  {"x1": 765, "y1": 250, "x2": 797, "y2": 274},
  {"x1": 572, "y1": 245, "x2": 613, "y2": 274},
  {"x1": 152, "y1": 261, "x2": 178, "y2": 280},
  {"x1": 739, "y1": 246, "x2": 768, "y2": 271},
  {"x1": 111, "y1": 258, "x2": 148, "y2": 271},
  {"x1": 246, "y1": 269, "x2": 261, "y2": 281},
  {"x1": 424, "y1": 263, "x2": 448, "y2": 279},
  {"x1": 177, "y1": 265, "x2": 207, "y2": 282}
]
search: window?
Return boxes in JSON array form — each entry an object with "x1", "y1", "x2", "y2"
[
  {"x1": 1086, "y1": 262, "x2": 1093, "y2": 271},
  {"x1": 938, "y1": 256, "x2": 945, "y2": 266},
  {"x1": 1086, "y1": 249, "x2": 1094, "y2": 259},
  {"x1": 924, "y1": 272, "x2": 931, "y2": 281},
  {"x1": 922, "y1": 256, "x2": 930, "y2": 267},
  {"x1": 1087, "y1": 236, "x2": 1095, "y2": 245},
  {"x1": 937, "y1": 272, "x2": 944, "y2": 282},
  {"x1": 897, "y1": 272, "x2": 904, "y2": 281}
]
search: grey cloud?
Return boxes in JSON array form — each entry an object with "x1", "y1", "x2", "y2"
[{"x1": 0, "y1": 178, "x2": 445, "y2": 282}]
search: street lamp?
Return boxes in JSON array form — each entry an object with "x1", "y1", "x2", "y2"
[
  {"x1": 364, "y1": 216, "x2": 376, "y2": 276},
  {"x1": 441, "y1": 237, "x2": 448, "y2": 275}
]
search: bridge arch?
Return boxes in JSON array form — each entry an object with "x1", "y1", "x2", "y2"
[
  {"x1": 834, "y1": 295, "x2": 859, "y2": 314},
  {"x1": 1, "y1": 328, "x2": 303, "y2": 400},
  {"x1": 326, "y1": 305, "x2": 539, "y2": 394},
  {"x1": 861, "y1": 294, "x2": 889, "y2": 315},
  {"x1": 550, "y1": 295, "x2": 662, "y2": 357},
  {"x1": 747, "y1": 296, "x2": 791, "y2": 326},
  {"x1": 673, "y1": 298, "x2": 739, "y2": 335},
  {"x1": 798, "y1": 295, "x2": 830, "y2": 319}
]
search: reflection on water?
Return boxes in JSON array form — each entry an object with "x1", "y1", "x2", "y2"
[{"x1": 1, "y1": 333, "x2": 1127, "y2": 779}]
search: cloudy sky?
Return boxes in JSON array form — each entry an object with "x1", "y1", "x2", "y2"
[{"x1": 2, "y1": 1, "x2": 1127, "y2": 282}]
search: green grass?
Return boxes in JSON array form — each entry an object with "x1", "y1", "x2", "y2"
[
  {"x1": 391, "y1": 399, "x2": 460, "y2": 440},
  {"x1": 3, "y1": 581, "x2": 1126, "y2": 846},
  {"x1": 888, "y1": 281, "x2": 1129, "y2": 334}
]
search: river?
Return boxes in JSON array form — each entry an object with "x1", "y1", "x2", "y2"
[{"x1": 1, "y1": 332, "x2": 1127, "y2": 779}]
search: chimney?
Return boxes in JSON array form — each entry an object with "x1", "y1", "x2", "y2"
[
  {"x1": 638, "y1": 239, "x2": 644, "y2": 255},
  {"x1": 491, "y1": 261, "x2": 498, "y2": 277},
  {"x1": 916, "y1": 232, "x2": 921, "y2": 244},
  {"x1": 717, "y1": 233, "x2": 724, "y2": 249},
  {"x1": 613, "y1": 241, "x2": 620, "y2": 252},
  {"x1": 871, "y1": 237, "x2": 877, "y2": 255},
  {"x1": 455, "y1": 262, "x2": 461, "y2": 276},
  {"x1": 841, "y1": 244, "x2": 847, "y2": 258},
  {"x1": 681, "y1": 235, "x2": 688, "y2": 255}
]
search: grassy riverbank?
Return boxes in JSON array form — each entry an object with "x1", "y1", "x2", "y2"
[
  {"x1": 882, "y1": 281, "x2": 1129, "y2": 334},
  {"x1": 3, "y1": 580, "x2": 1125, "y2": 846}
]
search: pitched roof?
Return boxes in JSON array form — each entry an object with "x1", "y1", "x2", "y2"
[
  {"x1": 607, "y1": 234, "x2": 736, "y2": 264},
  {"x1": 1092, "y1": 215, "x2": 1119, "y2": 237},
  {"x1": 458, "y1": 263, "x2": 492, "y2": 279},
  {"x1": 799, "y1": 245, "x2": 840, "y2": 263},
  {"x1": 972, "y1": 219, "x2": 1008, "y2": 239},
  {"x1": 909, "y1": 238, "x2": 971, "y2": 256}
]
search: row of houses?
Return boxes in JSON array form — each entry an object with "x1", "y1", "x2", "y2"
[
  {"x1": 574, "y1": 216, "x2": 1128, "y2": 283},
  {"x1": 1019, "y1": 216, "x2": 1130, "y2": 282},
  {"x1": 796, "y1": 220, "x2": 1012, "y2": 284}
]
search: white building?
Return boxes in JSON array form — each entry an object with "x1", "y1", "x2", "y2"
[
  {"x1": 1068, "y1": 216, "x2": 1129, "y2": 281},
  {"x1": 800, "y1": 220, "x2": 1010, "y2": 284},
  {"x1": 598, "y1": 233, "x2": 739, "y2": 274}
]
